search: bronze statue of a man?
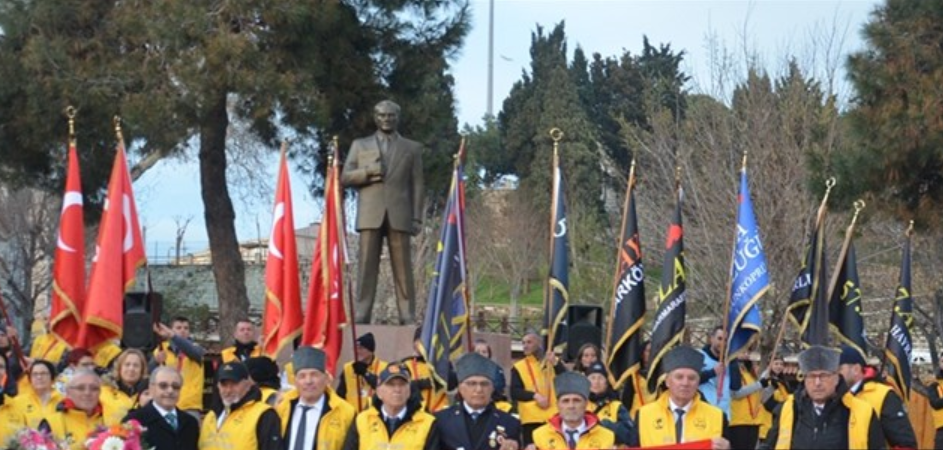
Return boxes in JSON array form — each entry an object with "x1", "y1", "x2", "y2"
[{"x1": 341, "y1": 100, "x2": 424, "y2": 324}]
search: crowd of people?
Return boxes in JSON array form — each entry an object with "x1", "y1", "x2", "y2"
[{"x1": 0, "y1": 317, "x2": 938, "y2": 450}]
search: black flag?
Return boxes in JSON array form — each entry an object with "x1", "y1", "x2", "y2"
[
  {"x1": 884, "y1": 225, "x2": 914, "y2": 400},
  {"x1": 605, "y1": 162, "x2": 645, "y2": 390},
  {"x1": 788, "y1": 182, "x2": 832, "y2": 348},
  {"x1": 542, "y1": 146, "x2": 569, "y2": 353},
  {"x1": 647, "y1": 187, "x2": 685, "y2": 393},
  {"x1": 829, "y1": 243, "x2": 867, "y2": 360}
]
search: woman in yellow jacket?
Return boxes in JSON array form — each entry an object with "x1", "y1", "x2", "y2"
[
  {"x1": 98, "y1": 349, "x2": 148, "y2": 425},
  {"x1": 585, "y1": 362, "x2": 634, "y2": 445},
  {"x1": 11, "y1": 360, "x2": 62, "y2": 430},
  {"x1": 0, "y1": 354, "x2": 26, "y2": 446}
]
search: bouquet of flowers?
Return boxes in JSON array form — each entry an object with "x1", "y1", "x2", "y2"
[
  {"x1": 6, "y1": 428, "x2": 68, "y2": 450},
  {"x1": 85, "y1": 420, "x2": 149, "y2": 450}
]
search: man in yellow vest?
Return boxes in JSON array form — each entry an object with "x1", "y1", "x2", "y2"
[
  {"x1": 402, "y1": 327, "x2": 454, "y2": 412},
  {"x1": 220, "y1": 319, "x2": 262, "y2": 363},
  {"x1": 760, "y1": 345, "x2": 885, "y2": 450},
  {"x1": 632, "y1": 345, "x2": 730, "y2": 449},
  {"x1": 927, "y1": 356, "x2": 943, "y2": 449},
  {"x1": 838, "y1": 344, "x2": 916, "y2": 448},
  {"x1": 199, "y1": 361, "x2": 282, "y2": 450},
  {"x1": 49, "y1": 369, "x2": 105, "y2": 450},
  {"x1": 530, "y1": 371, "x2": 615, "y2": 449},
  {"x1": 336, "y1": 332, "x2": 388, "y2": 412},
  {"x1": 511, "y1": 332, "x2": 565, "y2": 446},
  {"x1": 342, "y1": 363, "x2": 440, "y2": 450},
  {"x1": 276, "y1": 347, "x2": 355, "y2": 450},
  {"x1": 152, "y1": 317, "x2": 205, "y2": 417}
]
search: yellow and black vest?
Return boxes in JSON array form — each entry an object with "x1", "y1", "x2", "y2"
[
  {"x1": 759, "y1": 379, "x2": 789, "y2": 439},
  {"x1": 730, "y1": 363, "x2": 763, "y2": 427},
  {"x1": 153, "y1": 342, "x2": 204, "y2": 411},
  {"x1": 405, "y1": 357, "x2": 448, "y2": 412},
  {"x1": 532, "y1": 414, "x2": 616, "y2": 449},
  {"x1": 933, "y1": 381, "x2": 943, "y2": 429},
  {"x1": 353, "y1": 405, "x2": 436, "y2": 450},
  {"x1": 99, "y1": 384, "x2": 139, "y2": 426},
  {"x1": 512, "y1": 355, "x2": 556, "y2": 424},
  {"x1": 773, "y1": 392, "x2": 871, "y2": 449},
  {"x1": 199, "y1": 400, "x2": 272, "y2": 450},
  {"x1": 275, "y1": 388, "x2": 356, "y2": 450},
  {"x1": 637, "y1": 393, "x2": 725, "y2": 446},
  {"x1": 220, "y1": 345, "x2": 263, "y2": 363},
  {"x1": 587, "y1": 397, "x2": 624, "y2": 423},
  {"x1": 342, "y1": 358, "x2": 388, "y2": 412}
]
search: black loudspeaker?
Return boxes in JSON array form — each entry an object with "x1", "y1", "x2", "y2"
[
  {"x1": 122, "y1": 292, "x2": 162, "y2": 351},
  {"x1": 565, "y1": 305, "x2": 604, "y2": 362}
]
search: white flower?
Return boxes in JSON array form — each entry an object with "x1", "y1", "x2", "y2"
[{"x1": 100, "y1": 437, "x2": 125, "y2": 450}]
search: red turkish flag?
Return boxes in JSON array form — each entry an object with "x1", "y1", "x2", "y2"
[
  {"x1": 261, "y1": 151, "x2": 303, "y2": 357},
  {"x1": 80, "y1": 141, "x2": 145, "y2": 350},
  {"x1": 302, "y1": 145, "x2": 348, "y2": 375},
  {"x1": 49, "y1": 142, "x2": 85, "y2": 348}
]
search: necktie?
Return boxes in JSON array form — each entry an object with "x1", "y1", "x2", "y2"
[
  {"x1": 386, "y1": 417, "x2": 400, "y2": 436},
  {"x1": 165, "y1": 412, "x2": 178, "y2": 430},
  {"x1": 469, "y1": 411, "x2": 481, "y2": 421},
  {"x1": 674, "y1": 408, "x2": 685, "y2": 443},
  {"x1": 815, "y1": 405, "x2": 824, "y2": 416},
  {"x1": 565, "y1": 429, "x2": 578, "y2": 449},
  {"x1": 293, "y1": 405, "x2": 312, "y2": 450}
]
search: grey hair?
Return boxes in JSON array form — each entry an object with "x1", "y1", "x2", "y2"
[
  {"x1": 150, "y1": 366, "x2": 183, "y2": 384},
  {"x1": 374, "y1": 100, "x2": 401, "y2": 114},
  {"x1": 66, "y1": 369, "x2": 101, "y2": 388}
]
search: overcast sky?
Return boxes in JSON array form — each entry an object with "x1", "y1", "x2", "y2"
[{"x1": 137, "y1": 0, "x2": 880, "y2": 259}]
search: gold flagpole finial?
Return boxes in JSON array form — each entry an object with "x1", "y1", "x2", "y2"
[
  {"x1": 549, "y1": 127, "x2": 564, "y2": 143},
  {"x1": 113, "y1": 115, "x2": 124, "y2": 144},
  {"x1": 330, "y1": 136, "x2": 340, "y2": 166},
  {"x1": 66, "y1": 106, "x2": 77, "y2": 142},
  {"x1": 675, "y1": 165, "x2": 682, "y2": 191},
  {"x1": 852, "y1": 200, "x2": 865, "y2": 220},
  {"x1": 824, "y1": 177, "x2": 836, "y2": 195},
  {"x1": 741, "y1": 151, "x2": 748, "y2": 172},
  {"x1": 906, "y1": 220, "x2": 915, "y2": 237}
]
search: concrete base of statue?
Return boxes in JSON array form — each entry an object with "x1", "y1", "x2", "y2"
[{"x1": 332, "y1": 325, "x2": 513, "y2": 385}]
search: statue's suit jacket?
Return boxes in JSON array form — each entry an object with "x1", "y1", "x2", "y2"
[{"x1": 341, "y1": 132, "x2": 424, "y2": 233}]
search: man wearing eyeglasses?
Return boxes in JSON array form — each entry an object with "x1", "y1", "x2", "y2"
[
  {"x1": 49, "y1": 369, "x2": 105, "y2": 450},
  {"x1": 124, "y1": 367, "x2": 199, "y2": 450},
  {"x1": 435, "y1": 352, "x2": 520, "y2": 450},
  {"x1": 760, "y1": 345, "x2": 885, "y2": 450}
]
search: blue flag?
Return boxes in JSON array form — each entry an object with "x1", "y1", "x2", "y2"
[
  {"x1": 725, "y1": 170, "x2": 768, "y2": 362},
  {"x1": 418, "y1": 147, "x2": 469, "y2": 386}
]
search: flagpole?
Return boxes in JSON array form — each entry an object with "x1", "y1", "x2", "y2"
[
  {"x1": 545, "y1": 127, "x2": 564, "y2": 385},
  {"x1": 330, "y1": 136, "x2": 362, "y2": 409},
  {"x1": 455, "y1": 137, "x2": 474, "y2": 353},
  {"x1": 769, "y1": 177, "x2": 835, "y2": 362},
  {"x1": 716, "y1": 152, "x2": 749, "y2": 402}
]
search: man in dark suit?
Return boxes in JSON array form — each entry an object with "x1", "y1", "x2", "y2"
[
  {"x1": 342, "y1": 99, "x2": 424, "y2": 325},
  {"x1": 124, "y1": 366, "x2": 199, "y2": 450},
  {"x1": 435, "y1": 352, "x2": 521, "y2": 450}
]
